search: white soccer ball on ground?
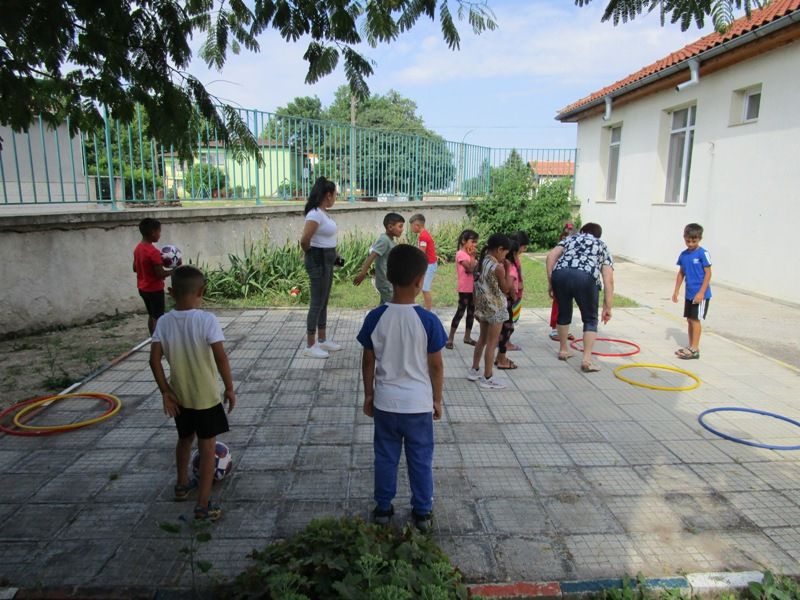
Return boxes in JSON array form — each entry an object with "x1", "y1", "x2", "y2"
[{"x1": 191, "y1": 441, "x2": 232, "y2": 482}]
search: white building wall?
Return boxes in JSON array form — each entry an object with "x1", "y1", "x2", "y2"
[{"x1": 574, "y1": 40, "x2": 800, "y2": 304}]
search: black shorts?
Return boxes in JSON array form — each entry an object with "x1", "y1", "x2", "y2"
[
  {"x1": 175, "y1": 403, "x2": 230, "y2": 440},
  {"x1": 684, "y1": 298, "x2": 710, "y2": 321},
  {"x1": 139, "y1": 289, "x2": 165, "y2": 319}
]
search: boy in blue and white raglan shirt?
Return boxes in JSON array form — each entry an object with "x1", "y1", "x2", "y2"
[
  {"x1": 357, "y1": 244, "x2": 447, "y2": 533},
  {"x1": 672, "y1": 223, "x2": 712, "y2": 360}
]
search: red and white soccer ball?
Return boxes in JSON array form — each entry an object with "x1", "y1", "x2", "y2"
[
  {"x1": 161, "y1": 244, "x2": 182, "y2": 268},
  {"x1": 191, "y1": 442, "x2": 233, "y2": 482}
]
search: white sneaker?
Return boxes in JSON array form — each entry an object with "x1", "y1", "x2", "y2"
[
  {"x1": 318, "y1": 339, "x2": 342, "y2": 352},
  {"x1": 303, "y1": 344, "x2": 329, "y2": 358},
  {"x1": 467, "y1": 368, "x2": 482, "y2": 381},
  {"x1": 479, "y1": 375, "x2": 507, "y2": 389}
]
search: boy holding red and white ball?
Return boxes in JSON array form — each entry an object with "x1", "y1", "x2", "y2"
[{"x1": 133, "y1": 218, "x2": 182, "y2": 335}]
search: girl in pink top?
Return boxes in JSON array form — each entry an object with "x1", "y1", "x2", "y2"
[{"x1": 446, "y1": 229, "x2": 479, "y2": 349}]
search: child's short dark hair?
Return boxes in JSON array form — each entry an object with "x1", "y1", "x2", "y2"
[
  {"x1": 139, "y1": 218, "x2": 161, "y2": 237},
  {"x1": 409, "y1": 213, "x2": 425, "y2": 225},
  {"x1": 684, "y1": 223, "x2": 704, "y2": 239},
  {"x1": 580, "y1": 222, "x2": 603, "y2": 238},
  {"x1": 383, "y1": 212, "x2": 405, "y2": 227},
  {"x1": 509, "y1": 230, "x2": 530, "y2": 246},
  {"x1": 387, "y1": 244, "x2": 427, "y2": 286},
  {"x1": 170, "y1": 265, "x2": 205, "y2": 297}
]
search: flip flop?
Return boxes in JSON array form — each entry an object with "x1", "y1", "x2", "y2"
[
  {"x1": 506, "y1": 343, "x2": 522, "y2": 351},
  {"x1": 463, "y1": 339, "x2": 476, "y2": 346},
  {"x1": 549, "y1": 331, "x2": 559, "y2": 341},
  {"x1": 558, "y1": 351, "x2": 574, "y2": 361},
  {"x1": 445, "y1": 341, "x2": 454, "y2": 349},
  {"x1": 567, "y1": 334, "x2": 575, "y2": 341},
  {"x1": 496, "y1": 360, "x2": 517, "y2": 370},
  {"x1": 581, "y1": 362, "x2": 601, "y2": 372}
]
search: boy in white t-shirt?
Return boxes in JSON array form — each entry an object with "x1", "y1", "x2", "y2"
[
  {"x1": 149, "y1": 265, "x2": 235, "y2": 521},
  {"x1": 356, "y1": 244, "x2": 447, "y2": 532}
]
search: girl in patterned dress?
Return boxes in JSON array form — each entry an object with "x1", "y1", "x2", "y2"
[{"x1": 468, "y1": 233, "x2": 513, "y2": 390}]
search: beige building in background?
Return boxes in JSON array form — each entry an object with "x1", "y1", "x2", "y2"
[{"x1": 557, "y1": 0, "x2": 800, "y2": 305}]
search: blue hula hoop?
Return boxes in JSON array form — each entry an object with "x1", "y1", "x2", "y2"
[{"x1": 698, "y1": 407, "x2": 800, "y2": 451}]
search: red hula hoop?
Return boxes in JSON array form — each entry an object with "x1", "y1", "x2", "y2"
[
  {"x1": 569, "y1": 337, "x2": 641, "y2": 357},
  {"x1": 0, "y1": 393, "x2": 117, "y2": 436}
]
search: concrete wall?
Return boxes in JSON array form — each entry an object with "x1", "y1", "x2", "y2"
[
  {"x1": 573, "y1": 40, "x2": 800, "y2": 304},
  {"x1": 0, "y1": 201, "x2": 468, "y2": 336}
]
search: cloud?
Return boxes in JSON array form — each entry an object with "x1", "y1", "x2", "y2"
[{"x1": 182, "y1": 0, "x2": 714, "y2": 148}]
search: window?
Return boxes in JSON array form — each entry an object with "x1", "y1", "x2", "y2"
[
  {"x1": 606, "y1": 126, "x2": 622, "y2": 201},
  {"x1": 744, "y1": 90, "x2": 761, "y2": 122},
  {"x1": 664, "y1": 105, "x2": 695, "y2": 204},
  {"x1": 729, "y1": 84, "x2": 762, "y2": 126}
]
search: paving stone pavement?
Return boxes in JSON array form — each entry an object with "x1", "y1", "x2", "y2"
[{"x1": 2, "y1": 261, "x2": 800, "y2": 590}]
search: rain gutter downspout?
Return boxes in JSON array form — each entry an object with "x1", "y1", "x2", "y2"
[{"x1": 675, "y1": 58, "x2": 701, "y2": 92}]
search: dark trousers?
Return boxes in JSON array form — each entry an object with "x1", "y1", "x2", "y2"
[
  {"x1": 551, "y1": 268, "x2": 600, "y2": 332},
  {"x1": 304, "y1": 247, "x2": 336, "y2": 334}
]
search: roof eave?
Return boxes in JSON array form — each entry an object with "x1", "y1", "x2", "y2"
[{"x1": 555, "y1": 10, "x2": 800, "y2": 123}]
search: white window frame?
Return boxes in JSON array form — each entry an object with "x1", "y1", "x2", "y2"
[
  {"x1": 729, "y1": 84, "x2": 762, "y2": 126},
  {"x1": 743, "y1": 89, "x2": 761, "y2": 123},
  {"x1": 606, "y1": 125, "x2": 622, "y2": 201},
  {"x1": 664, "y1": 105, "x2": 696, "y2": 204}
]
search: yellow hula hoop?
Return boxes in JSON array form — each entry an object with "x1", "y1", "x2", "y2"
[
  {"x1": 614, "y1": 363, "x2": 701, "y2": 391},
  {"x1": 13, "y1": 393, "x2": 122, "y2": 431}
]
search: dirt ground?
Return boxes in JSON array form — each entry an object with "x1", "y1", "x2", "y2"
[{"x1": 0, "y1": 312, "x2": 149, "y2": 412}]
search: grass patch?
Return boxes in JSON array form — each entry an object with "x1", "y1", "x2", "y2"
[{"x1": 205, "y1": 254, "x2": 638, "y2": 311}]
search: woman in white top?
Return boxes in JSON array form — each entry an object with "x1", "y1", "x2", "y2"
[{"x1": 299, "y1": 177, "x2": 342, "y2": 358}]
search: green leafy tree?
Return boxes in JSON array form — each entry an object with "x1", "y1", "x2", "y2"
[
  {"x1": 577, "y1": 0, "x2": 768, "y2": 32},
  {"x1": 323, "y1": 86, "x2": 456, "y2": 196},
  {"x1": 83, "y1": 112, "x2": 164, "y2": 200},
  {"x1": 0, "y1": 1, "x2": 497, "y2": 161},
  {"x1": 468, "y1": 151, "x2": 576, "y2": 248},
  {"x1": 186, "y1": 164, "x2": 228, "y2": 198}
]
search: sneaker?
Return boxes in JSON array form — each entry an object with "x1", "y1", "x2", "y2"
[
  {"x1": 373, "y1": 504, "x2": 394, "y2": 525},
  {"x1": 411, "y1": 509, "x2": 433, "y2": 533},
  {"x1": 303, "y1": 344, "x2": 329, "y2": 358},
  {"x1": 467, "y1": 368, "x2": 482, "y2": 381},
  {"x1": 318, "y1": 339, "x2": 342, "y2": 352},
  {"x1": 479, "y1": 375, "x2": 507, "y2": 390},
  {"x1": 194, "y1": 502, "x2": 222, "y2": 522}
]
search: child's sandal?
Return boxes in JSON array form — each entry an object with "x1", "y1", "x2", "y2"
[{"x1": 174, "y1": 479, "x2": 198, "y2": 501}]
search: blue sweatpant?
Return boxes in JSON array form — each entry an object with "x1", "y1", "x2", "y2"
[{"x1": 373, "y1": 408, "x2": 434, "y2": 514}]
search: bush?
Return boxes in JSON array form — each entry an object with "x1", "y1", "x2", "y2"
[
  {"x1": 220, "y1": 516, "x2": 472, "y2": 600},
  {"x1": 467, "y1": 165, "x2": 578, "y2": 250}
]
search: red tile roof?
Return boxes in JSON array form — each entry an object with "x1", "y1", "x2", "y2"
[
  {"x1": 558, "y1": 0, "x2": 800, "y2": 116},
  {"x1": 530, "y1": 161, "x2": 575, "y2": 177}
]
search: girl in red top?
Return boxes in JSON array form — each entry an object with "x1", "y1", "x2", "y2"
[{"x1": 133, "y1": 218, "x2": 180, "y2": 335}]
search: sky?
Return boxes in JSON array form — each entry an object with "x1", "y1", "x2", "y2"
[{"x1": 186, "y1": 1, "x2": 715, "y2": 150}]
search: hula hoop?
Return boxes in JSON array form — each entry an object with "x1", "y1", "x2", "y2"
[
  {"x1": 614, "y1": 363, "x2": 700, "y2": 391},
  {"x1": 570, "y1": 337, "x2": 641, "y2": 357},
  {"x1": 1, "y1": 393, "x2": 121, "y2": 436},
  {"x1": 698, "y1": 407, "x2": 800, "y2": 450}
]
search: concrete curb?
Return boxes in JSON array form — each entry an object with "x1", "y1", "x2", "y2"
[
  {"x1": 1, "y1": 571, "x2": 764, "y2": 600},
  {"x1": 467, "y1": 571, "x2": 764, "y2": 599}
]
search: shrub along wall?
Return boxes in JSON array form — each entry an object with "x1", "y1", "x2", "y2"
[{"x1": 0, "y1": 201, "x2": 467, "y2": 336}]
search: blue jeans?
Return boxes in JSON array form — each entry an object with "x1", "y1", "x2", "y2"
[
  {"x1": 373, "y1": 408, "x2": 434, "y2": 514},
  {"x1": 304, "y1": 247, "x2": 336, "y2": 335},
  {"x1": 551, "y1": 268, "x2": 600, "y2": 332}
]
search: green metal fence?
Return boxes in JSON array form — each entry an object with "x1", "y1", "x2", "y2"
[{"x1": 0, "y1": 105, "x2": 576, "y2": 207}]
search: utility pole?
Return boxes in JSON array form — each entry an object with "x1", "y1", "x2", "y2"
[{"x1": 349, "y1": 95, "x2": 356, "y2": 201}]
